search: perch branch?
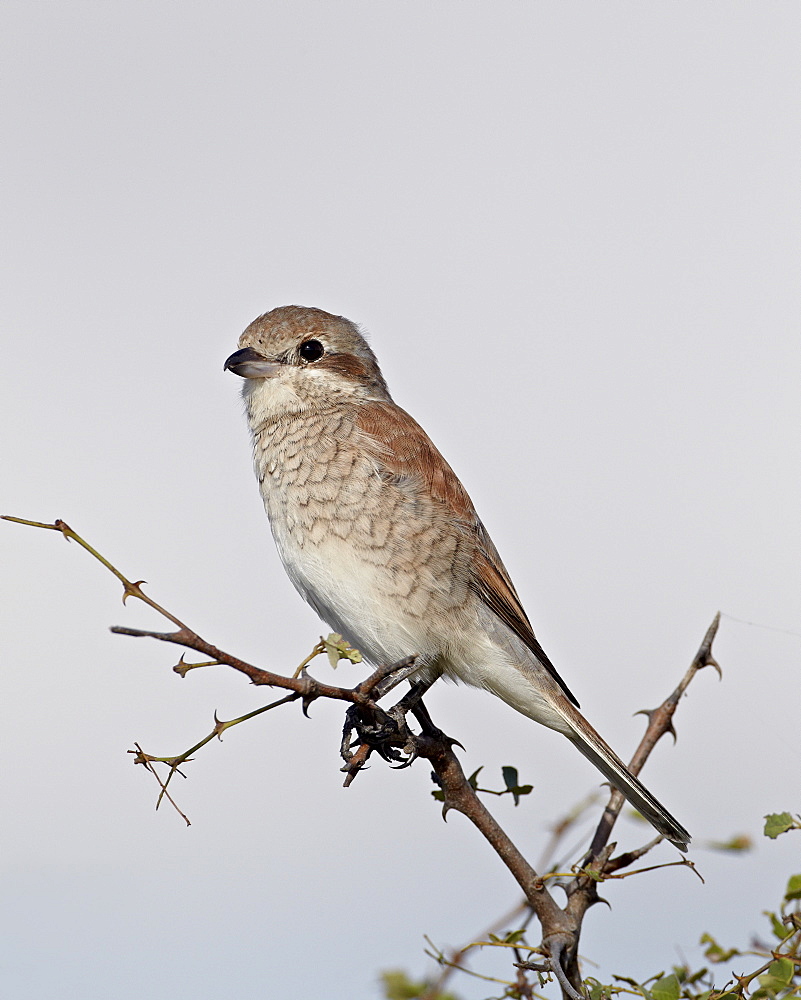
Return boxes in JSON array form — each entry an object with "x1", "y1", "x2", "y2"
[
  {"x1": 421, "y1": 614, "x2": 722, "y2": 1000},
  {"x1": 413, "y1": 733, "x2": 584, "y2": 996},
  {"x1": 587, "y1": 611, "x2": 720, "y2": 860}
]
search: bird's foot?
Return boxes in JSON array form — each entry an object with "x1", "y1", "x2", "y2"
[{"x1": 340, "y1": 702, "x2": 415, "y2": 768}]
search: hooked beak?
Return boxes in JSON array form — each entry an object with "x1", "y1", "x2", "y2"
[{"x1": 223, "y1": 347, "x2": 281, "y2": 379}]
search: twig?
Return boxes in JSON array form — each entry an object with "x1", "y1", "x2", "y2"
[
  {"x1": 422, "y1": 615, "x2": 722, "y2": 1000},
  {"x1": 547, "y1": 613, "x2": 722, "y2": 994},
  {"x1": 130, "y1": 692, "x2": 300, "y2": 817},
  {"x1": 411, "y1": 733, "x2": 585, "y2": 996},
  {"x1": 587, "y1": 612, "x2": 720, "y2": 860},
  {"x1": 3, "y1": 517, "x2": 190, "y2": 628},
  {"x1": 110, "y1": 623, "x2": 368, "y2": 704},
  {"x1": 130, "y1": 742, "x2": 192, "y2": 826},
  {"x1": 420, "y1": 898, "x2": 532, "y2": 1000},
  {"x1": 2, "y1": 516, "x2": 422, "y2": 814}
]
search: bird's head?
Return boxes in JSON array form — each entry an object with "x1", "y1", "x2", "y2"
[{"x1": 224, "y1": 306, "x2": 391, "y2": 418}]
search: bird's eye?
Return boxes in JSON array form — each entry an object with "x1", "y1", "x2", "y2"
[{"x1": 299, "y1": 339, "x2": 325, "y2": 362}]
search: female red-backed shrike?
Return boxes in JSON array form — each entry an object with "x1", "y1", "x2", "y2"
[{"x1": 225, "y1": 305, "x2": 690, "y2": 851}]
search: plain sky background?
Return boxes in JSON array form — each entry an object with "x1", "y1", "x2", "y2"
[{"x1": 2, "y1": 3, "x2": 800, "y2": 998}]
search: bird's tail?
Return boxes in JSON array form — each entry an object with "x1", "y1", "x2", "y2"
[{"x1": 557, "y1": 701, "x2": 690, "y2": 851}]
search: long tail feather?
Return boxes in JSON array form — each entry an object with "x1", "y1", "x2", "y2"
[{"x1": 559, "y1": 704, "x2": 690, "y2": 851}]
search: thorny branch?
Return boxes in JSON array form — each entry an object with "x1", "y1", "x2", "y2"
[
  {"x1": 587, "y1": 613, "x2": 721, "y2": 860},
  {"x1": 544, "y1": 617, "x2": 721, "y2": 987},
  {"x1": 423, "y1": 615, "x2": 720, "y2": 998},
  {"x1": 3, "y1": 516, "x2": 720, "y2": 1000},
  {"x1": 2, "y1": 517, "x2": 414, "y2": 707}
]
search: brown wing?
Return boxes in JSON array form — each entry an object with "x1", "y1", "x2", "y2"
[{"x1": 354, "y1": 401, "x2": 580, "y2": 707}]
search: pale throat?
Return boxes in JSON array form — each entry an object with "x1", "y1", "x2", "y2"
[
  {"x1": 243, "y1": 375, "x2": 307, "y2": 428},
  {"x1": 243, "y1": 369, "x2": 368, "y2": 428}
]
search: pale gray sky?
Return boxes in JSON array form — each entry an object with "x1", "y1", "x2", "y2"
[{"x1": 2, "y1": 3, "x2": 800, "y2": 998}]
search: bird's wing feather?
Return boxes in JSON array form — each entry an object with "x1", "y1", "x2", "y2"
[{"x1": 354, "y1": 401, "x2": 580, "y2": 706}]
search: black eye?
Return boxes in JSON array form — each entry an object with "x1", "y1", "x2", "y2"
[{"x1": 299, "y1": 339, "x2": 325, "y2": 362}]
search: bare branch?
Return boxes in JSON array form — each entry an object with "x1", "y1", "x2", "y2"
[
  {"x1": 587, "y1": 612, "x2": 720, "y2": 860},
  {"x1": 129, "y1": 743, "x2": 192, "y2": 826},
  {"x1": 411, "y1": 733, "x2": 584, "y2": 996},
  {"x1": 420, "y1": 615, "x2": 723, "y2": 999},
  {"x1": 129, "y1": 692, "x2": 300, "y2": 819},
  {"x1": 109, "y1": 623, "x2": 368, "y2": 703},
  {"x1": 3, "y1": 516, "x2": 190, "y2": 629}
]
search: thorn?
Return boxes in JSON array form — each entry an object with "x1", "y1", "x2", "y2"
[
  {"x1": 299, "y1": 675, "x2": 321, "y2": 718},
  {"x1": 634, "y1": 707, "x2": 677, "y2": 742},
  {"x1": 173, "y1": 654, "x2": 191, "y2": 678},
  {"x1": 213, "y1": 710, "x2": 227, "y2": 739},
  {"x1": 122, "y1": 580, "x2": 147, "y2": 605},
  {"x1": 54, "y1": 519, "x2": 72, "y2": 541},
  {"x1": 705, "y1": 654, "x2": 723, "y2": 679}
]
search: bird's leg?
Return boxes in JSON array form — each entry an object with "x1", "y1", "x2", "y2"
[
  {"x1": 388, "y1": 680, "x2": 465, "y2": 750},
  {"x1": 391, "y1": 678, "x2": 434, "y2": 716},
  {"x1": 343, "y1": 666, "x2": 462, "y2": 774},
  {"x1": 410, "y1": 695, "x2": 450, "y2": 742},
  {"x1": 369, "y1": 659, "x2": 426, "y2": 701},
  {"x1": 342, "y1": 680, "x2": 436, "y2": 774}
]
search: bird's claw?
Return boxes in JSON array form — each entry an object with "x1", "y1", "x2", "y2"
[{"x1": 341, "y1": 702, "x2": 415, "y2": 766}]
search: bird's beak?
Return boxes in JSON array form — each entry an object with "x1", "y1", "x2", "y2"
[{"x1": 223, "y1": 347, "x2": 281, "y2": 379}]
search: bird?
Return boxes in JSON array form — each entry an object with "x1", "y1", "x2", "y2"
[{"x1": 224, "y1": 305, "x2": 690, "y2": 851}]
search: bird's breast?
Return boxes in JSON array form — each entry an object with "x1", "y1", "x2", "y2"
[{"x1": 249, "y1": 409, "x2": 475, "y2": 665}]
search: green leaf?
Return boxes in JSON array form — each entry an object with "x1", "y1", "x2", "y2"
[
  {"x1": 651, "y1": 974, "x2": 681, "y2": 1000},
  {"x1": 322, "y1": 633, "x2": 362, "y2": 668},
  {"x1": 784, "y1": 873, "x2": 801, "y2": 901},
  {"x1": 380, "y1": 970, "x2": 457, "y2": 1000},
  {"x1": 764, "y1": 910, "x2": 793, "y2": 941},
  {"x1": 764, "y1": 957, "x2": 794, "y2": 987},
  {"x1": 501, "y1": 765, "x2": 533, "y2": 805},
  {"x1": 670, "y1": 965, "x2": 688, "y2": 984},
  {"x1": 763, "y1": 812, "x2": 794, "y2": 839},
  {"x1": 380, "y1": 970, "x2": 426, "y2": 999},
  {"x1": 585, "y1": 978, "x2": 613, "y2": 1000},
  {"x1": 502, "y1": 765, "x2": 519, "y2": 790},
  {"x1": 467, "y1": 766, "x2": 484, "y2": 790},
  {"x1": 512, "y1": 784, "x2": 533, "y2": 806},
  {"x1": 613, "y1": 974, "x2": 648, "y2": 992},
  {"x1": 684, "y1": 967, "x2": 710, "y2": 986},
  {"x1": 708, "y1": 835, "x2": 752, "y2": 853},
  {"x1": 700, "y1": 933, "x2": 740, "y2": 964}
]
